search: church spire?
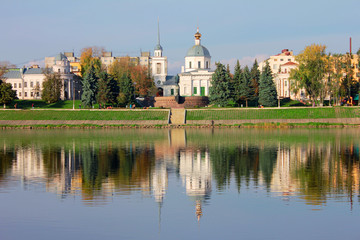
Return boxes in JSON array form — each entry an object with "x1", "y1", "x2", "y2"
[{"x1": 155, "y1": 17, "x2": 163, "y2": 53}]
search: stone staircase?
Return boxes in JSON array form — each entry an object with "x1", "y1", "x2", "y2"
[{"x1": 170, "y1": 108, "x2": 185, "y2": 125}]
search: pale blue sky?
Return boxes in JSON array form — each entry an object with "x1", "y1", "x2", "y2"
[{"x1": 1, "y1": 0, "x2": 359, "y2": 74}]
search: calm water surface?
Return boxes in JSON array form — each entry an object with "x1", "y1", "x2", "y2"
[{"x1": 0, "y1": 128, "x2": 359, "y2": 240}]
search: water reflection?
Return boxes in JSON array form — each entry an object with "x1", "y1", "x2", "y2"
[{"x1": 0, "y1": 129, "x2": 359, "y2": 212}]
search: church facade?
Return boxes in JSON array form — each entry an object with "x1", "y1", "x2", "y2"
[
  {"x1": 151, "y1": 26, "x2": 213, "y2": 98},
  {"x1": 178, "y1": 28, "x2": 213, "y2": 97}
]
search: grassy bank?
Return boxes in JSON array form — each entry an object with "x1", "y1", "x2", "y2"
[
  {"x1": 186, "y1": 107, "x2": 360, "y2": 120},
  {"x1": 0, "y1": 110, "x2": 168, "y2": 121}
]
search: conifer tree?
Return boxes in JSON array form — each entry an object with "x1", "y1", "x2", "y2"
[
  {"x1": 250, "y1": 59, "x2": 260, "y2": 104},
  {"x1": 259, "y1": 61, "x2": 277, "y2": 107},
  {"x1": 233, "y1": 60, "x2": 242, "y2": 103},
  {"x1": 81, "y1": 63, "x2": 98, "y2": 108},
  {"x1": 238, "y1": 66, "x2": 252, "y2": 107},
  {"x1": 117, "y1": 73, "x2": 135, "y2": 107},
  {"x1": 209, "y1": 63, "x2": 232, "y2": 107},
  {"x1": 96, "y1": 71, "x2": 110, "y2": 106}
]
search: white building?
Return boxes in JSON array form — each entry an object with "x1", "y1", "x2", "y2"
[
  {"x1": 178, "y1": 28, "x2": 213, "y2": 96},
  {"x1": 259, "y1": 49, "x2": 304, "y2": 99},
  {"x1": 3, "y1": 53, "x2": 75, "y2": 100}
]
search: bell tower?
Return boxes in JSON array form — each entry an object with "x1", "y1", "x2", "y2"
[{"x1": 151, "y1": 18, "x2": 168, "y2": 87}]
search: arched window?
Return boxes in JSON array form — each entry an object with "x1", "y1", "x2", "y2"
[
  {"x1": 206, "y1": 61, "x2": 209, "y2": 69},
  {"x1": 156, "y1": 63, "x2": 161, "y2": 74},
  {"x1": 198, "y1": 61, "x2": 201, "y2": 68},
  {"x1": 189, "y1": 62, "x2": 192, "y2": 69}
]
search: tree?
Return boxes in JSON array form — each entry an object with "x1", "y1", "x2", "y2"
[
  {"x1": 209, "y1": 62, "x2": 232, "y2": 107},
  {"x1": 81, "y1": 63, "x2": 98, "y2": 108},
  {"x1": 117, "y1": 73, "x2": 135, "y2": 107},
  {"x1": 238, "y1": 66, "x2": 252, "y2": 107},
  {"x1": 250, "y1": 59, "x2": 260, "y2": 104},
  {"x1": 80, "y1": 46, "x2": 104, "y2": 76},
  {"x1": 259, "y1": 61, "x2": 277, "y2": 107},
  {"x1": 232, "y1": 60, "x2": 242, "y2": 102},
  {"x1": 290, "y1": 44, "x2": 327, "y2": 106},
  {"x1": 0, "y1": 81, "x2": 16, "y2": 108},
  {"x1": 96, "y1": 71, "x2": 111, "y2": 106},
  {"x1": 42, "y1": 70, "x2": 62, "y2": 103},
  {"x1": 109, "y1": 58, "x2": 154, "y2": 97}
]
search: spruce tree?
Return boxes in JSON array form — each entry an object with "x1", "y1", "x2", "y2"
[
  {"x1": 96, "y1": 71, "x2": 110, "y2": 107},
  {"x1": 250, "y1": 59, "x2": 260, "y2": 104},
  {"x1": 233, "y1": 60, "x2": 242, "y2": 103},
  {"x1": 238, "y1": 66, "x2": 252, "y2": 107},
  {"x1": 117, "y1": 73, "x2": 135, "y2": 107},
  {"x1": 81, "y1": 63, "x2": 98, "y2": 108},
  {"x1": 209, "y1": 63, "x2": 232, "y2": 107},
  {"x1": 258, "y1": 61, "x2": 277, "y2": 107}
]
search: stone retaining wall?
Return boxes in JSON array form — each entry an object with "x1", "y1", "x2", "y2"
[
  {"x1": 0, "y1": 120, "x2": 168, "y2": 126},
  {"x1": 187, "y1": 118, "x2": 360, "y2": 125},
  {"x1": 154, "y1": 96, "x2": 208, "y2": 108}
]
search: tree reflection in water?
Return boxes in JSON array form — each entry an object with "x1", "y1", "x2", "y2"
[{"x1": 0, "y1": 128, "x2": 359, "y2": 209}]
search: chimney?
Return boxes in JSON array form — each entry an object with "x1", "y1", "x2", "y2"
[{"x1": 350, "y1": 37, "x2": 352, "y2": 55}]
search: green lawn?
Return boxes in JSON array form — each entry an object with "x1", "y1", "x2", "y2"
[
  {"x1": 186, "y1": 107, "x2": 360, "y2": 120},
  {"x1": 10, "y1": 100, "x2": 108, "y2": 109},
  {"x1": 0, "y1": 110, "x2": 168, "y2": 121}
]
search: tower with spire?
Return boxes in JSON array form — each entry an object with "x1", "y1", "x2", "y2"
[{"x1": 151, "y1": 18, "x2": 168, "y2": 87}]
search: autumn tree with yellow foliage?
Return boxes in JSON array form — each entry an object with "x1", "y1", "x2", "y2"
[{"x1": 290, "y1": 44, "x2": 329, "y2": 106}]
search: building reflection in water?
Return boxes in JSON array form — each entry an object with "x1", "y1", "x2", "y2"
[{"x1": 0, "y1": 129, "x2": 359, "y2": 213}]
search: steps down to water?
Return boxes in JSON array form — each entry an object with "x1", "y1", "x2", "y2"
[{"x1": 170, "y1": 109, "x2": 185, "y2": 125}]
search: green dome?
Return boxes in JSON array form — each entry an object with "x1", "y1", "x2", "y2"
[{"x1": 186, "y1": 45, "x2": 210, "y2": 57}]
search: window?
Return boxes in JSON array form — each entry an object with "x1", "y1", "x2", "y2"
[
  {"x1": 198, "y1": 61, "x2": 201, "y2": 68},
  {"x1": 285, "y1": 80, "x2": 287, "y2": 86},
  {"x1": 30, "y1": 82, "x2": 33, "y2": 87},
  {"x1": 37, "y1": 92, "x2": 40, "y2": 97},
  {"x1": 193, "y1": 87, "x2": 197, "y2": 95},
  {"x1": 273, "y1": 64, "x2": 277, "y2": 70},
  {"x1": 31, "y1": 92, "x2": 33, "y2": 97},
  {"x1": 171, "y1": 89, "x2": 174, "y2": 96},
  {"x1": 19, "y1": 83, "x2": 21, "y2": 88},
  {"x1": 206, "y1": 61, "x2": 209, "y2": 68},
  {"x1": 25, "y1": 92, "x2": 27, "y2": 97},
  {"x1": 14, "y1": 83, "x2": 17, "y2": 88},
  {"x1": 189, "y1": 62, "x2": 192, "y2": 68},
  {"x1": 274, "y1": 59, "x2": 278, "y2": 61},
  {"x1": 280, "y1": 59, "x2": 284, "y2": 61},
  {"x1": 24, "y1": 82, "x2": 27, "y2": 87},
  {"x1": 58, "y1": 69, "x2": 60, "y2": 73},
  {"x1": 19, "y1": 92, "x2": 21, "y2": 97},
  {"x1": 288, "y1": 59, "x2": 291, "y2": 62},
  {"x1": 156, "y1": 63, "x2": 161, "y2": 74}
]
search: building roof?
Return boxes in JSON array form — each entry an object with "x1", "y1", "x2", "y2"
[
  {"x1": 186, "y1": 45, "x2": 211, "y2": 57},
  {"x1": 2, "y1": 70, "x2": 21, "y2": 79},
  {"x1": 163, "y1": 75, "x2": 178, "y2": 86},
  {"x1": 281, "y1": 61, "x2": 298, "y2": 66},
  {"x1": 2, "y1": 68, "x2": 51, "y2": 79},
  {"x1": 24, "y1": 68, "x2": 44, "y2": 74}
]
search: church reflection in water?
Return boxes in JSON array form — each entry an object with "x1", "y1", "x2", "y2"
[{"x1": 1, "y1": 128, "x2": 360, "y2": 218}]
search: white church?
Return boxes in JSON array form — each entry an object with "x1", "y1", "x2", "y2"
[{"x1": 151, "y1": 27, "x2": 213, "y2": 97}]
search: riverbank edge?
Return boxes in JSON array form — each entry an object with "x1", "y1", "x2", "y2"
[{"x1": 0, "y1": 122, "x2": 358, "y2": 129}]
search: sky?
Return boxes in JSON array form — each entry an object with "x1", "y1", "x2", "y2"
[{"x1": 1, "y1": 0, "x2": 359, "y2": 74}]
